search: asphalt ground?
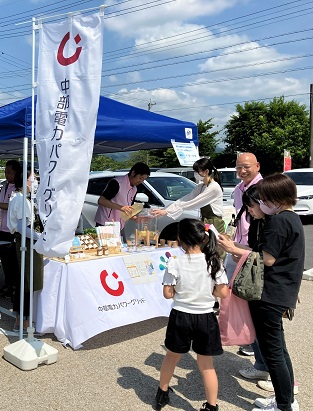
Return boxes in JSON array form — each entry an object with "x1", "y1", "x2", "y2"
[{"x1": 0, "y1": 276, "x2": 312, "y2": 411}]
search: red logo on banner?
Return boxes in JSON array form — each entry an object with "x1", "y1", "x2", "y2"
[
  {"x1": 57, "y1": 32, "x2": 82, "y2": 66},
  {"x1": 100, "y1": 270, "x2": 125, "y2": 297}
]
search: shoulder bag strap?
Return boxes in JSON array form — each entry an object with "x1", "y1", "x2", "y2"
[{"x1": 234, "y1": 204, "x2": 245, "y2": 226}]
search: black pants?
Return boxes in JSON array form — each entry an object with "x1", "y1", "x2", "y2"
[
  {"x1": 249, "y1": 300, "x2": 294, "y2": 411},
  {"x1": 0, "y1": 231, "x2": 20, "y2": 291}
]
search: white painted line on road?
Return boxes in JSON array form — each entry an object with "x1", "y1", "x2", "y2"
[{"x1": 303, "y1": 268, "x2": 313, "y2": 281}]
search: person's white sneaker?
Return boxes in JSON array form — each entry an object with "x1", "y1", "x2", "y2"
[
  {"x1": 292, "y1": 398, "x2": 300, "y2": 411},
  {"x1": 253, "y1": 397, "x2": 299, "y2": 410},
  {"x1": 254, "y1": 395, "x2": 276, "y2": 408},
  {"x1": 239, "y1": 367, "x2": 270, "y2": 380},
  {"x1": 257, "y1": 379, "x2": 275, "y2": 392},
  {"x1": 251, "y1": 405, "x2": 282, "y2": 411},
  {"x1": 257, "y1": 379, "x2": 299, "y2": 395}
]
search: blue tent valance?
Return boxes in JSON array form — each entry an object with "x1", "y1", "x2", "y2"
[{"x1": 0, "y1": 96, "x2": 198, "y2": 157}]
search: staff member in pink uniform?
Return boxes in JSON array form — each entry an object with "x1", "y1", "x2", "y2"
[
  {"x1": 232, "y1": 152, "x2": 263, "y2": 247},
  {"x1": 95, "y1": 162, "x2": 150, "y2": 238}
]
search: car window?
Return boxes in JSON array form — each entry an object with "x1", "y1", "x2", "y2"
[
  {"x1": 219, "y1": 170, "x2": 240, "y2": 187},
  {"x1": 136, "y1": 183, "x2": 163, "y2": 206},
  {"x1": 147, "y1": 176, "x2": 196, "y2": 201},
  {"x1": 181, "y1": 170, "x2": 196, "y2": 181},
  {"x1": 87, "y1": 177, "x2": 112, "y2": 195},
  {"x1": 285, "y1": 172, "x2": 313, "y2": 185}
]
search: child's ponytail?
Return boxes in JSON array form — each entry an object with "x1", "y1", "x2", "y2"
[{"x1": 202, "y1": 230, "x2": 221, "y2": 280}]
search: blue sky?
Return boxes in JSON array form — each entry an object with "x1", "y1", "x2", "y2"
[{"x1": 0, "y1": 0, "x2": 312, "y2": 137}]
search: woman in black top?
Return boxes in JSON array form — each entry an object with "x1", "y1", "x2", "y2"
[{"x1": 250, "y1": 174, "x2": 304, "y2": 411}]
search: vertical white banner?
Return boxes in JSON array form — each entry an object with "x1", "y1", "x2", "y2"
[{"x1": 35, "y1": 12, "x2": 103, "y2": 257}]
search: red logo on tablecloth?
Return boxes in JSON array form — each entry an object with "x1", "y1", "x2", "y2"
[{"x1": 100, "y1": 270, "x2": 124, "y2": 296}]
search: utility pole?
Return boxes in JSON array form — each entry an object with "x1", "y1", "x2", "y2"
[
  {"x1": 310, "y1": 84, "x2": 313, "y2": 167},
  {"x1": 148, "y1": 99, "x2": 156, "y2": 111}
]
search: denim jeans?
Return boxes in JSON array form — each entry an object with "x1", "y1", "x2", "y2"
[
  {"x1": 248, "y1": 301, "x2": 269, "y2": 372},
  {"x1": 249, "y1": 301, "x2": 294, "y2": 411},
  {"x1": 251, "y1": 339, "x2": 269, "y2": 372}
]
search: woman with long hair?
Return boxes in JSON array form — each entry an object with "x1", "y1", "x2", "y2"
[{"x1": 151, "y1": 158, "x2": 224, "y2": 235}]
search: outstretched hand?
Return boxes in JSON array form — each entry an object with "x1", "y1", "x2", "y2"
[{"x1": 150, "y1": 209, "x2": 167, "y2": 217}]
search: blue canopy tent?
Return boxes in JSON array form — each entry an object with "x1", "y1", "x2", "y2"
[{"x1": 0, "y1": 96, "x2": 198, "y2": 157}]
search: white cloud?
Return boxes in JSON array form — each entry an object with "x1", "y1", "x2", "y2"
[
  {"x1": 199, "y1": 41, "x2": 295, "y2": 73},
  {"x1": 106, "y1": 0, "x2": 242, "y2": 35},
  {"x1": 110, "y1": 87, "x2": 201, "y2": 123},
  {"x1": 185, "y1": 76, "x2": 305, "y2": 99},
  {"x1": 108, "y1": 75, "x2": 118, "y2": 83},
  {"x1": 109, "y1": 71, "x2": 309, "y2": 127},
  {"x1": 127, "y1": 71, "x2": 142, "y2": 83}
]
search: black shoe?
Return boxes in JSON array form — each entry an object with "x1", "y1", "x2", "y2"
[
  {"x1": 155, "y1": 387, "x2": 172, "y2": 410},
  {"x1": 200, "y1": 402, "x2": 219, "y2": 411},
  {"x1": 0, "y1": 286, "x2": 11, "y2": 299},
  {"x1": 0, "y1": 285, "x2": 7, "y2": 295},
  {"x1": 239, "y1": 344, "x2": 254, "y2": 356}
]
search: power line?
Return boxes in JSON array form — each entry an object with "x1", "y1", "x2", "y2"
[
  {"x1": 101, "y1": 1, "x2": 313, "y2": 62},
  {"x1": 102, "y1": 0, "x2": 307, "y2": 58},
  {"x1": 102, "y1": 30, "x2": 313, "y2": 76}
]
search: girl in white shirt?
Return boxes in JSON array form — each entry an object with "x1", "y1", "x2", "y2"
[{"x1": 155, "y1": 218, "x2": 228, "y2": 411}]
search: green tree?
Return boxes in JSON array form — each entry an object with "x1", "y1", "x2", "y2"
[
  {"x1": 90, "y1": 155, "x2": 119, "y2": 171},
  {"x1": 197, "y1": 119, "x2": 220, "y2": 158},
  {"x1": 223, "y1": 97, "x2": 310, "y2": 174}
]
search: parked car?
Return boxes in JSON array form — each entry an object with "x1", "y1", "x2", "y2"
[
  {"x1": 157, "y1": 167, "x2": 195, "y2": 182},
  {"x1": 157, "y1": 167, "x2": 240, "y2": 205},
  {"x1": 283, "y1": 168, "x2": 313, "y2": 215},
  {"x1": 218, "y1": 168, "x2": 240, "y2": 204},
  {"x1": 82, "y1": 171, "x2": 200, "y2": 240}
]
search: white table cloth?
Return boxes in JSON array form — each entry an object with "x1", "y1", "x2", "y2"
[{"x1": 36, "y1": 247, "x2": 183, "y2": 349}]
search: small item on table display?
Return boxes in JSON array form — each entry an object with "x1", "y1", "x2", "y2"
[
  {"x1": 103, "y1": 245, "x2": 109, "y2": 256},
  {"x1": 97, "y1": 246, "x2": 103, "y2": 256},
  {"x1": 70, "y1": 236, "x2": 83, "y2": 254},
  {"x1": 96, "y1": 225, "x2": 121, "y2": 254},
  {"x1": 135, "y1": 210, "x2": 159, "y2": 247},
  {"x1": 77, "y1": 234, "x2": 99, "y2": 254}
]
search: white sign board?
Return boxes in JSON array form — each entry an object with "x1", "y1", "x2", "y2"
[{"x1": 171, "y1": 141, "x2": 200, "y2": 166}]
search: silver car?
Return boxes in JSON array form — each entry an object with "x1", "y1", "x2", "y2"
[
  {"x1": 284, "y1": 168, "x2": 313, "y2": 216},
  {"x1": 218, "y1": 167, "x2": 241, "y2": 204},
  {"x1": 82, "y1": 171, "x2": 200, "y2": 239}
]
